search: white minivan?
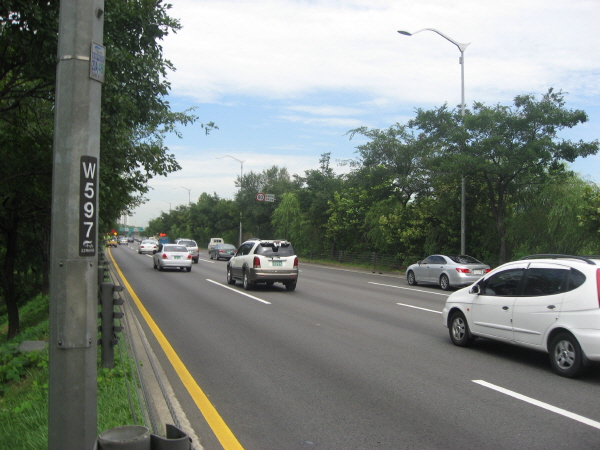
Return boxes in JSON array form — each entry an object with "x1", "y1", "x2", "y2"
[{"x1": 442, "y1": 254, "x2": 600, "y2": 377}]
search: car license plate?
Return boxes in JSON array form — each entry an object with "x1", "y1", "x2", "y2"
[
  {"x1": 174, "y1": 256, "x2": 181, "y2": 260},
  {"x1": 272, "y1": 260, "x2": 282, "y2": 267},
  {"x1": 473, "y1": 269, "x2": 482, "y2": 275}
]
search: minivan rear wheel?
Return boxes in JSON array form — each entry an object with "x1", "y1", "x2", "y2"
[{"x1": 549, "y1": 333, "x2": 586, "y2": 378}]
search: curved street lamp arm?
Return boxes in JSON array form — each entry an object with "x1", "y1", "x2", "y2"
[{"x1": 397, "y1": 28, "x2": 470, "y2": 53}]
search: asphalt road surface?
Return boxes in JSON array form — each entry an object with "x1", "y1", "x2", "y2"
[{"x1": 109, "y1": 243, "x2": 600, "y2": 450}]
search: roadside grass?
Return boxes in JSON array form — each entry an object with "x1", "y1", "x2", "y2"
[{"x1": 0, "y1": 294, "x2": 143, "y2": 449}]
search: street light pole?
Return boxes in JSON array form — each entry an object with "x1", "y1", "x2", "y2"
[
  {"x1": 398, "y1": 28, "x2": 470, "y2": 255},
  {"x1": 215, "y1": 155, "x2": 245, "y2": 246},
  {"x1": 180, "y1": 186, "x2": 191, "y2": 205}
]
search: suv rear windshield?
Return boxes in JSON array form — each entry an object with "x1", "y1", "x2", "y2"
[{"x1": 256, "y1": 242, "x2": 295, "y2": 257}]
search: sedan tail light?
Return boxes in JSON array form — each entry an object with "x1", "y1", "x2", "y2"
[
  {"x1": 455, "y1": 268, "x2": 470, "y2": 273},
  {"x1": 485, "y1": 268, "x2": 491, "y2": 273},
  {"x1": 161, "y1": 253, "x2": 168, "y2": 259},
  {"x1": 253, "y1": 256, "x2": 261, "y2": 268},
  {"x1": 187, "y1": 254, "x2": 192, "y2": 260}
]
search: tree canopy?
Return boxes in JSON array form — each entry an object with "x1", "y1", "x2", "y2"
[{"x1": 0, "y1": 0, "x2": 213, "y2": 338}]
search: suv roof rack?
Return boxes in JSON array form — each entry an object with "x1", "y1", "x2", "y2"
[{"x1": 519, "y1": 254, "x2": 597, "y2": 265}]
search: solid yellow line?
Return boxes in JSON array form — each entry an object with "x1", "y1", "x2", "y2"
[{"x1": 108, "y1": 249, "x2": 244, "y2": 450}]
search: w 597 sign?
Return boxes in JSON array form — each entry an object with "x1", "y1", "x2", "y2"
[{"x1": 79, "y1": 156, "x2": 97, "y2": 256}]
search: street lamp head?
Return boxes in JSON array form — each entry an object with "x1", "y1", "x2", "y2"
[{"x1": 397, "y1": 30, "x2": 412, "y2": 36}]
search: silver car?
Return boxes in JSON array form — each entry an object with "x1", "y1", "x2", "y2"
[
  {"x1": 406, "y1": 254, "x2": 490, "y2": 291},
  {"x1": 152, "y1": 244, "x2": 192, "y2": 272},
  {"x1": 138, "y1": 240, "x2": 158, "y2": 255},
  {"x1": 210, "y1": 243, "x2": 237, "y2": 260}
]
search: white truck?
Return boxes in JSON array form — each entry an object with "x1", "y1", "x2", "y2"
[{"x1": 207, "y1": 238, "x2": 224, "y2": 252}]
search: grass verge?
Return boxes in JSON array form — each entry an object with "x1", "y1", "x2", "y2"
[{"x1": 0, "y1": 294, "x2": 144, "y2": 449}]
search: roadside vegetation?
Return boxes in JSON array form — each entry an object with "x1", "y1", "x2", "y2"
[
  {"x1": 147, "y1": 91, "x2": 600, "y2": 267},
  {"x1": 0, "y1": 295, "x2": 142, "y2": 450}
]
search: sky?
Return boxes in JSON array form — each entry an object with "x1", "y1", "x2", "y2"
[{"x1": 127, "y1": 0, "x2": 600, "y2": 229}]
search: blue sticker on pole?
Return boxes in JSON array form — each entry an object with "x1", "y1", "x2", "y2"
[{"x1": 79, "y1": 156, "x2": 98, "y2": 256}]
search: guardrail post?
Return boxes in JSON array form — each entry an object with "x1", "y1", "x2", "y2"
[{"x1": 98, "y1": 283, "x2": 124, "y2": 368}]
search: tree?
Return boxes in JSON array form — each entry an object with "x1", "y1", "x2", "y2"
[
  {"x1": 576, "y1": 183, "x2": 600, "y2": 245},
  {"x1": 271, "y1": 192, "x2": 305, "y2": 244},
  {"x1": 294, "y1": 153, "x2": 344, "y2": 253},
  {"x1": 345, "y1": 124, "x2": 432, "y2": 206},
  {"x1": 412, "y1": 89, "x2": 599, "y2": 262},
  {"x1": 0, "y1": 0, "x2": 212, "y2": 339},
  {"x1": 0, "y1": 1, "x2": 58, "y2": 115},
  {"x1": 507, "y1": 172, "x2": 600, "y2": 256}
]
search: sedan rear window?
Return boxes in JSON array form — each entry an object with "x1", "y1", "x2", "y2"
[
  {"x1": 164, "y1": 245, "x2": 188, "y2": 252},
  {"x1": 447, "y1": 255, "x2": 484, "y2": 264}
]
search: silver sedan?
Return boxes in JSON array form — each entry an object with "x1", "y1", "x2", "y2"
[
  {"x1": 405, "y1": 254, "x2": 490, "y2": 291},
  {"x1": 138, "y1": 240, "x2": 157, "y2": 254},
  {"x1": 152, "y1": 244, "x2": 193, "y2": 272}
]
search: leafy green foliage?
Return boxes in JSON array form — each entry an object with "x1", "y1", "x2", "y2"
[
  {"x1": 0, "y1": 0, "x2": 212, "y2": 338},
  {"x1": 411, "y1": 88, "x2": 600, "y2": 262}
]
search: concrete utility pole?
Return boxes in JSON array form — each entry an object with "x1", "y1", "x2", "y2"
[{"x1": 48, "y1": 0, "x2": 104, "y2": 449}]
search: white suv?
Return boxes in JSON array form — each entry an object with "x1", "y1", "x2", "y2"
[
  {"x1": 175, "y1": 239, "x2": 199, "y2": 263},
  {"x1": 227, "y1": 239, "x2": 298, "y2": 291},
  {"x1": 442, "y1": 254, "x2": 600, "y2": 377}
]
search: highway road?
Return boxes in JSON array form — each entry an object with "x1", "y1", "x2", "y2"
[{"x1": 108, "y1": 243, "x2": 600, "y2": 450}]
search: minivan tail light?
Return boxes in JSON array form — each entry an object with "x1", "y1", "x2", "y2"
[{"x1": 253, "y1": 256, "x2": 261, "y2": 268}]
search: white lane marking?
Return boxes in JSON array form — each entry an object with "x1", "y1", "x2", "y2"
[
  {"x1": 206, "y1": 279, "x2": 271, "y2": 305},
  {"x1": 369, "y1": 281, "x2": 449, "y2": 297},
  {"x1": 396, "y1": 302, "x2": 442, "y2": 314},
  {"x1": 473, "y1": 380, "x2": 600, "y2": 430}
]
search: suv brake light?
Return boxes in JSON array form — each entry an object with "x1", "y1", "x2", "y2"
[
  {"x1": 253, "y1": 256, "x2": 261, "y2": 268},
  {"x1": 294, "y1": 257, "x2": 298, "y2": 268}
]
